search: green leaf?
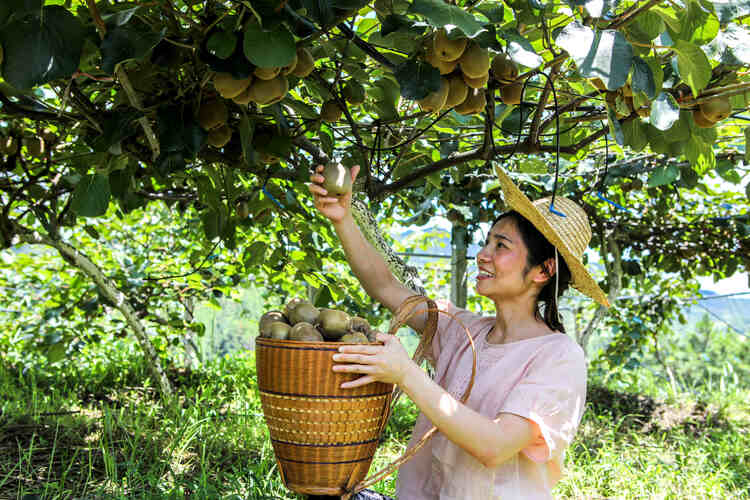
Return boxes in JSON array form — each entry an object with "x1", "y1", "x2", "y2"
[
  {"x1": 206, "y1": 30, "x2": 237, "y2": 60},
  {"x1": 648, "y1": 164, "x2": 679, "y2": 187},
  {"x1": 555, "y1": 23, "x2": 633, "y2": 90},
  {"x1": 499, "y1": 29, "x2": 544, "y2": 68},
  {"x1": 716, "y1": 158, "x2": 741, "y2": 184},
  {"x1": 0, "y1": 0, "x2": 41, "y2": 26},
  {"x1": 673, "y1": 40, "x2": 711, "y2": 98},
  {"x1": 71, "y1": 174, "x2": 112, "y2": 217},
  {"x1": 475, "y1": 3, "x2": 505, "y2": 23},
  {"x1": 394, "y1": 59, "x2": 441, "y2": 100},
  {"x1": 243, "y1": 23, "x2": 296, "y2": 68},
  {"x1": 672, "y1": 0, "x2": 718, "y2": 45},
  {"x1": 408, "y1": 0, "x2": 486, "y2": 37},
  {"x1": 627, "y1": 11, "x2": 664, "y2": 42},
  {"x1": 606, "y1": 107, "x2": 624, "y2": 146},
  {"x1": 685, "y1": 136, "x2": 715, "y2": 173},
  {"x1": 101, "y1": 24, "x2": 165, "y2": 74},
  {"x1": 745, "y1": 127, "x2": 750, "y2": 164},
  {"x1": 710, "y1": 0, "x2": 750, "y2": 23},
  {"x1": 652, "y1": 5, "x2": 681, "y2": 32},
  {"x1": 631, "y1": 57, "x2": 656, "y2": 99},
  {"x1": 0, "y1": 6, "x2": 85, "y2": 89},
  {"x1": 622, "y1": 118, "x2": 648, "y2": 152},
  {"x1": 650, "y1": 92, "x2": 680, "y2": 131},
  {"x1": 239, "y1": 114, "x2": 255, "y2": 166}
]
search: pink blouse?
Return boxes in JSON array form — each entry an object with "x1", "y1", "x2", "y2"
[{"x1": 396, "y1": 300, "x2": 587, "y2": 499}]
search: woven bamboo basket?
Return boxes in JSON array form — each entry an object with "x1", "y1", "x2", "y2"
[{"x1": 255, "y1": 296, "x2": 476, "y2": 498}]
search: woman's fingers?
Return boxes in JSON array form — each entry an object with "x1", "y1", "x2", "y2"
[
  {"x1": 338, "y1": 344, "x2": 380, "y2": 355},
  {"x1": 341, "y1": 375, "x2": 376, "y2": 389}
]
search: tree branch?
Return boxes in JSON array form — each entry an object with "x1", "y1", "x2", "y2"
[{"x1": 13, "y1": 222, "x2": 174, "y2": 397}]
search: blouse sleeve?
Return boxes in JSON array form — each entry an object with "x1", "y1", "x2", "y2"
[{"x1": 498, "y1": 339, "x2": 587, "y2": 464}]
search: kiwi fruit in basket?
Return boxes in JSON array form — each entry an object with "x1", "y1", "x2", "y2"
[
  {"x1": 259, "y1": 310, "x2": 286, "y2": 337},
  {"x1": 284, "y1": 297, "x2": 306, "y2": 318},
  {"x1": 289, "y1": 322, "x2": 325, "y2": 341},
  {"x1": 269, "y1": 321, "x2": 292, "y2": 340},
  {"x1": 348, "y1": 316, "x2": 371, "y2": 336},
  {"x1": 340, "y1": 332, "x2": 370, "y2": 344},
  {"x1": 288, "y1": 302, "x2": 320, "y2": 325},
  {"x1": 318, "y1": 308, "x2": 351, "y2": 340}
]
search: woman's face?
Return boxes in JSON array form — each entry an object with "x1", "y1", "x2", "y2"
[{"x1": 475, "y1": 217, "x2": 536, "y2": 300}]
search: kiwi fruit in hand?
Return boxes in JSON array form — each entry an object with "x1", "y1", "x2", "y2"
[
  {"x1": 321, "y1": 163, "x2": 352, "y2": 196},
  {"x1": 339, "y1": 332, "x2": 369, "y2": 344}
]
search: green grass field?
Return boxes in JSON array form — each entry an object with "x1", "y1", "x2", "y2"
[{"x1": 1, "y1": 343, "x2": 748, "y2": 500}]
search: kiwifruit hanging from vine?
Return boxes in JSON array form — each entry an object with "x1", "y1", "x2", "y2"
[
  {"x1": 433, "y1": 27, "x2": 467, "y2": 62},
  {"x1": 318, "y1": 309, "x2": 351, "y2": 340},
  {"x1": 254, "y1": 66, "x2": 281, "y2": 80},
  {"x1": 417, "y1": 77, "x2": 449, "y2": 113},
  {"x1": 213, "y1": 72, "x2": 253, "y2": 99},
  {"x1": 0, "y1": 136, "x2": 18, "y2": 155},
  {"x1": 232, "y1": 86, "x2": 254, "y2": 106},
  {"x1": 699, "y1": 96, "x2": 731, "y2": 122},
  {"x1": 458, "y1": 42, "x2": 490, "y2": 79},
  {"x1": 288, "y1": 302, "x2": 320, "y2": 325},
  {"x1": 444, "y1": 75, "x2": 469, "y2": 109},
  {"x1": 343, "y1": 80, "x2": 366, "y2": 106},
  {"x1": 289, "y1": 322, "x2": 324, "y2": 341},
  {"x1": 281, "y1": 50, "x2": 299, "y2": 76},
  {"x1": 198, "y1": 99, "x2": 228, "y2": 130},
  {"x1": 462, "y1": 72, "x2": 488, "y2": 89},
  {"x1": 207, "y1": 124, "x2": 232, "y2": 148},
  {"x1": 491, "y1": 53, "x2": 518, "y2": 84},
  {"x1": 321, "y1": 162, "x2": 352, "y2": 196},
  {"x1": 424, "y1": 44, "x2": 457, "y2": 75},
  {"x1": 269, "y1": 321, "x2": 292, "y2": 340},
  {"x1": 248, "y1": 75, "x2": 289, "y2": 106},
  {"x1": 339, "y1": 332, "x2": 369, "y2": 344},
  {"x1": 455, "y1": 88, "x2": 486, "y2": 115},
  {"x1": 291, "y1": 47, "x2": 315, "y2": 77},
  {"x1": 500, "y1": 82, "x2": 523, "y2": 105},
  {"x1": 692, "y1": 108, "x2": 716, "y2": 128},
  {"x1": 320, "y1": 99, "x2": 343, "y2": 122},
  {"x1": 259, "y1": 311, "x2": 287, "y2": 337},
  {"x1": 236, "y1": 200, "x2": 250, "y2": 218},
  {"x1": 24, "y1": 137, "x2": 45, "y2": 158}
]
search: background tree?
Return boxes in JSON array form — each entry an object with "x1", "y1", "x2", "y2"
[{"x1": 1, "y1": 0, "x2": 748, "y2": 394}]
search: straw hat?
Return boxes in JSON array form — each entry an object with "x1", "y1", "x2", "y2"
[{"x1": 494, "y1": 165, "x2": 610, "y2": 307}]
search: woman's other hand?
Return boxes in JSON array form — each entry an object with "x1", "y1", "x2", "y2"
[
  {"x1": 308, "y1": 164, "x2": 360, "y2": 224},
  {"x1": 332, "y1": 332, "x2": 415, "y2": 389}
]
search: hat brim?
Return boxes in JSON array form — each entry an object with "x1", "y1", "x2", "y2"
[{"x1": 494, "y1": 166, "x2": 610, "y2": 308}]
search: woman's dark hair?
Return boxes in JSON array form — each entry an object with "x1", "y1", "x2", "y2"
[{"x1": 492, "y1": 211, "x2": 571, "y2": 332}]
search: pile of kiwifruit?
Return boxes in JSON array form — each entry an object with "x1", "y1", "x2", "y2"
[
  {"x1": 414, "y1": 27, "x2": 523, "y2": 116},
  {"x1": 258, "y1": 297, "x2": 377, "y2": 344}
]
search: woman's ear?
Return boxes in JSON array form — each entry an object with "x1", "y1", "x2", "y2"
[{"x1": 531, "y1": 257, "x2": 556, "y2": 284}]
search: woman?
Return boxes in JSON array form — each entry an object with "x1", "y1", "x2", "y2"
[{"x1": 308, "y1": 164, "x2": 609, "y2": 499}]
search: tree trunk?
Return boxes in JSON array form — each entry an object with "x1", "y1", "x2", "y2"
[
  {"x1": 16, "y1": 229, "x2": 174, "y2": 397},
  {"x1": 450, "y1": 222, "x2": 468, "y2": 308}
]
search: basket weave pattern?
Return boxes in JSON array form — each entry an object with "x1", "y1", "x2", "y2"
[{"x1": 255, "y1": 338, "x2": 393, "y2": 495}]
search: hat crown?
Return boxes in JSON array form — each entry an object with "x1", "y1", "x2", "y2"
[{"x1": 531, "y1": 197, "x2": 591, "y2": 259}]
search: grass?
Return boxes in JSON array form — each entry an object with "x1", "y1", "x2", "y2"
[{"x1": 1, "y1": 343, "x2": 748, "y2": 500}]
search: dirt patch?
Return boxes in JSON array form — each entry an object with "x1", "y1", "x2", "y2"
[{"x1": 586, "y1": 385, "x2": 730, "y2": 435}]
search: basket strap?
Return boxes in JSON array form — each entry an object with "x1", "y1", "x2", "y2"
[
  {"x1": 346, "y1": 296, "x2": 478, "y2": 498},
  {"x1": 390, "y1": 295, "x2": 438, "y2": 408}
]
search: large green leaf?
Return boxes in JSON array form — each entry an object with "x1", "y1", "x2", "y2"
[
  {"x1": 650, "y1": 92, "x2": 680, "y2": 131},
  {"x1": 622, "y1": 118, "x2": 648, "y2": 152},
  {"x1": 243, "y1": 23, "x2": 296, "y2": 68},
  {"x1": 0, "y1": 0, "x2": 41, "y2": 26},
  {"x1": 606, "y1": 107, "x2": 624, "y2": 146},
  {"x1": 745, "y1": 126, "x2": 750, "y2": 164},
  {"x1": 0, "y1": 6, "x2": 85, "y2": 89},
  {"x1": 71, "y1": 174, "x2": 112, "y2": 217},
  {"x1": 670, "y1": 0, "x2": 718, "y2": 45},
  {"x1": 555, "y1": 22, "x2": 633, "y2": 90},
  {"x1": 631, "y1": 57, "x2": 655, "y2": 99},
  {"x1": 394, "y1": 59, "x2": 441, "y2": 100},
  {"x1": 408, "y1": 0, "x2": 486, "y2": 37},
  {"x1": 626, "y1": 11, "x2": 664, "y2": 43},
  {"x1": 206, "y1": 30, "x2": 237, "y2": 60},
  {"x1": 710, "y1": 0, "x2": 750, "y2": 23},
  {"x1": 673, "y1": 41, "x2": 711, "y2": 98},
  {"x1": 648, "y1": 164, "x2": 679, "y2": 187},
  {"x1": 101, "y1": 23, "x2": 165, "y2": 74}
]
